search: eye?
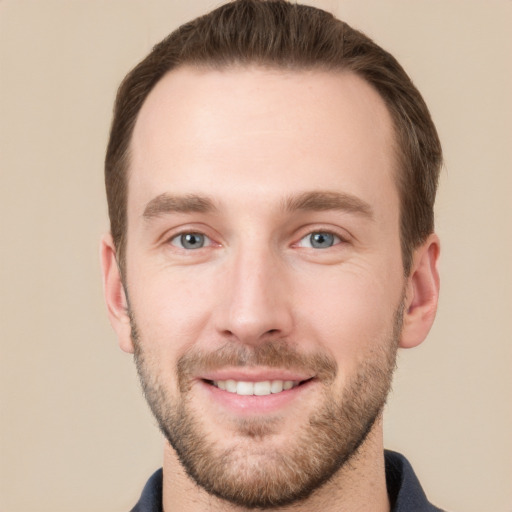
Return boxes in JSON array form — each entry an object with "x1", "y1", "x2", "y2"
[
  {"x1": 170, "y1": 232, "x2": 211, "y2": 250},
  {"x1": 297, "y1": 231, "x2": 341, "y2": 249}
]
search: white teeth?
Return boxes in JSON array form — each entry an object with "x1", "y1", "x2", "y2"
[
  {"x1": 253, "y1": 381, "x2": 271, "y2": 396},
  {"x1": 236, "y1": 381, "x2": 254, "y2": 395},
  {"x1": 283, "y1": 380, "x2": 294, "y2": 390},
  {"x1": 212, "y1": 379, "x2": 298, "y2": 395},
  {"x1": 225, "y1": 379, "x2": 237, "y2": 393},
  {"x1": 270, "y1": 380, "x2": 284, "y2": 393}
]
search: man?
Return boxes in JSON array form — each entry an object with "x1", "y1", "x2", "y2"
[{"x1": 101, "y1": 1, "x2": 444, "y2": 510}]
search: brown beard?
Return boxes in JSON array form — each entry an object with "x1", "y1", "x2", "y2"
[{"x1": 130, "y1": 308, "x2": 401, "y2": 509}]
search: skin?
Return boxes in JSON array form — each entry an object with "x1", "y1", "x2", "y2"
[{"x1": 101, "y1": 66, "x2": 440, "y2": 511}]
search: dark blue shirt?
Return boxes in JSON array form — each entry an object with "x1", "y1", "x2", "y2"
[{"x1": 130, "y1": 450, "x2": 445, "y2": 511}]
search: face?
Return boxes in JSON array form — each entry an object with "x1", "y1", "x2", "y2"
[{"x1": 119, "y1": 67, "x2": 408, "y2": 507}]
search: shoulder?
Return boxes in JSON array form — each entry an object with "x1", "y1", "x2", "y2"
[
  {"x1": 130, "y1": 468, "x2": 163, "y2": 512},
  {"x1": 385, "y1": 450, "x2": 446, "y2": 512}
]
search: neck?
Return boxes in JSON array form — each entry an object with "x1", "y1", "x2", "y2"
[{"x1": 161, "y1": 416, "x2": 390, "y2": 512}]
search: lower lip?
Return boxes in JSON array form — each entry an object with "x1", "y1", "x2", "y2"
[{"x1": 199, "y1": 380, "x2": 315, "y2": 415}]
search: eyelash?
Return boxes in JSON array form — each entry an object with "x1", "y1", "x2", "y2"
[
  {"x1": 166, "y1": 228, "x2": 347, "y2": 251},
  {"x1": 295, "y1": 230, "x2": 344, "y2": 249},
  {"x1": 169, "y1": 231, "x2": 214, "y2": 250}
]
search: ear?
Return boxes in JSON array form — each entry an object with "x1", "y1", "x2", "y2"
[
  {"x1": 100, "y1": 233, "x2": 134, "y2": 354},
  {"x1": 399, "y1": 233, "x2": 440, "y2": 349}
]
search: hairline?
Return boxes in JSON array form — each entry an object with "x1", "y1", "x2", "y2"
[{"x1": 116, "y1": 62, "x2": 418, "y2": 276}]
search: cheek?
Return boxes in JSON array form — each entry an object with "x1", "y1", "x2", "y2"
[
  {"x1": 293, "y1": 264, "x2": 403, "y2": 365},
  {"x1": 127, "y1": 269, "x2": 217, "y2": 358}
]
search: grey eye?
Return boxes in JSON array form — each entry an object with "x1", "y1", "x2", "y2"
[
  {"x1": 298, "y1": 232, "x2": 340, "y2": 249},
  {"x1": 171, "y1": 233, "x2": 207, "y2": 249},
  {"x1": 310, "y1": 232, "x2": 335, "y2": 248}
]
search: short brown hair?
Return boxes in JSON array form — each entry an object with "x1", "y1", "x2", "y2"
[{"x1": 105, "y1": 0, "x2": 442, "y2": 274}]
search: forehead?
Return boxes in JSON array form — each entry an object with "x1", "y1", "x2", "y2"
[{"x1": 129, "y1": 66, "x2": 397, "y2": 216}]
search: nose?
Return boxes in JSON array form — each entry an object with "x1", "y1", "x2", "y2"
[{"x1": 214, "y1": 245, "x2": 293, "y2": 345}]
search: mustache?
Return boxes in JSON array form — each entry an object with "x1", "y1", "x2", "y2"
[{"x1": 176, "y1": 341, "x2": 338, "y2": 389}]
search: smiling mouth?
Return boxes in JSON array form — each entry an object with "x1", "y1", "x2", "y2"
[{"x1": 205, "y1": 379, "x2": 312, "y2": 396}]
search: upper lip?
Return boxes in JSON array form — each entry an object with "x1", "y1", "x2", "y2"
[{"x1": 198, "y1": 368, "x2": 314, "y2": 383}]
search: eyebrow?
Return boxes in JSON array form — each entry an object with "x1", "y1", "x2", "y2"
[
  {"x1": 143, "y1": 193, "x2": 217, "y2": 219},
  {"x1": 142, "y1": 190, "x2": 373, "y2": 220},
  {"x1": 284, "y1": 191, "x2": 373, "y2": 218}
]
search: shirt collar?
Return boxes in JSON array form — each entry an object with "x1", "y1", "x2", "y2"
[{"x1": 130, "y1": 451, "x2": 444, "y2": 511}]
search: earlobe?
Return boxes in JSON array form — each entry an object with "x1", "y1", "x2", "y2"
[
  {"x1": 100, "y1": 234, "x2": 134, "y2": 354},
  {"x1": 399, "y1": 233, "x2": 440, "y2": 349}
]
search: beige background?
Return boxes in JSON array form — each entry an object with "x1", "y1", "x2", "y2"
[{"x1": 1, "y1": 1, "x2": 511, "y2": 511}]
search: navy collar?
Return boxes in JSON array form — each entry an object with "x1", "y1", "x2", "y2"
[
  {"x1": 384, "y1": 450, "x2": 444, "y2": 511},
  {"x1": 131, "y1": 450, "x2": 444, "y2": 511}
]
